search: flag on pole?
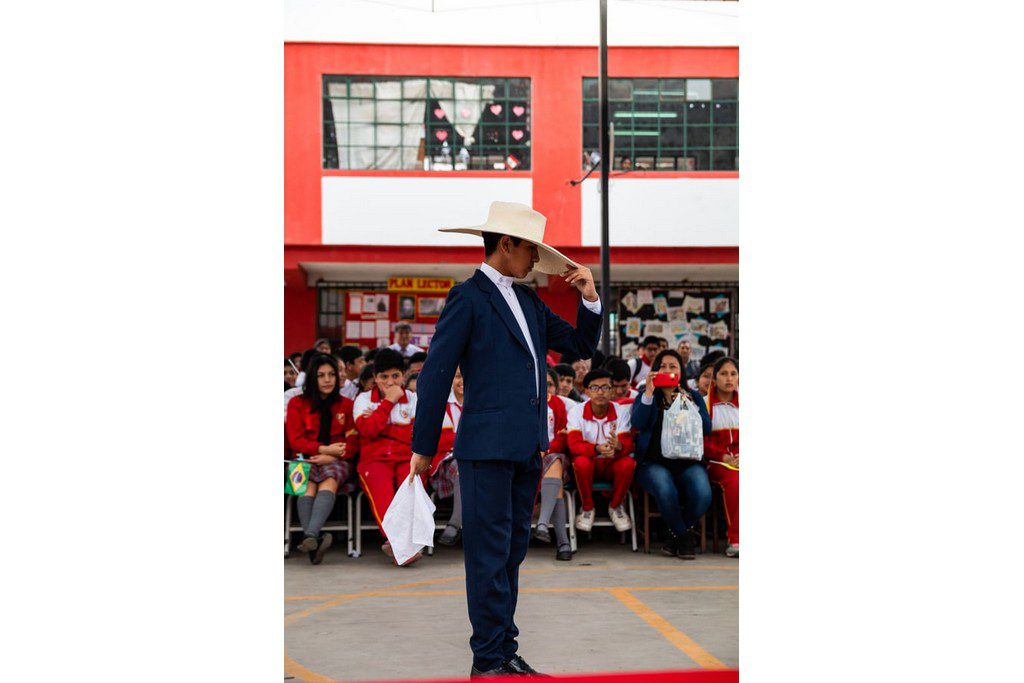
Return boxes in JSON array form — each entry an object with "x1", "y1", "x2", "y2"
[{"x1": 285, "y1": 460, "x2": 311, "y2": 496}]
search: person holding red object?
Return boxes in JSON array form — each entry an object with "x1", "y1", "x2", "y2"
[
  {"x1": 567, "y1": 368, "x2": 635, "y2": 533},
  {"x1": 353, "y1": 347, "x2": 423, "y2": 565},
  {"x1": 285, "y1": 354, "x2": 359, "y2": 565},
  {"x1": 704, "y1": 356, "x2": 739, "y2": 558},
  {"x1": 533, "y1": 369, "x2": 573, "y2": 560}
]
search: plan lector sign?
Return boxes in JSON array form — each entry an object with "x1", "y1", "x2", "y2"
[{"x1": 387, "y1": 277, "x2": 455, "y2": 293}]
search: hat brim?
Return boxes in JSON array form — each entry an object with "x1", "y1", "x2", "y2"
[{"x1": 438, "y1": 226, "x2": 580, "y2": 275}]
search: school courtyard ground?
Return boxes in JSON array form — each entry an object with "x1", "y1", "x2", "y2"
[{"x1": 284, "y1": 534, "x2": 738, "y2": 682}]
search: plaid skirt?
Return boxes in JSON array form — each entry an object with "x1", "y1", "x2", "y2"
[
  {"x1": 310, "y1": 459, "x2": 356, "y2": 495},
  {"x1": 542, "y1": 452, "x2": 571, "y2": 485},
  {"x1": 430, "y1": 456, "x2": 459, "y2": 500}
]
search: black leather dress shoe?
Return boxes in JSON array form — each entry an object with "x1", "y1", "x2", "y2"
[
  {"x1": 470, "y1": 662, "x2": 513, "y2": 677},
  {"x1": 503, "y1": 655, "x2": 551, "y2": 676},
  {"x1": 555, "y1": 546, "x2": 572, "y2": 561}
]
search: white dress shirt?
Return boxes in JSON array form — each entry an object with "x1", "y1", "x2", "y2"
[
  {"x1": 479, "y1": 262, "x2": 601, "y2": 396},
  {"x1": 388, "y1": 342, "x2": 425, "y2": 358}
]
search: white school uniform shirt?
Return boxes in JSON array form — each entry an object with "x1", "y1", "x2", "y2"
[
  {"x1": 284, "y1": 386, "x2": 303, "y2": 421},
  {"x1": 627, "y1": 357, "x2": 652, "y2": 387},
  {"x1": 556, "y1": 394, "x2": 579, "y2": 412},
  {"x1": 341, "y1": 378, "x2": 360, "y2": 400},
  {"x1": 388, "y1": 342, "x2": 425, "y2": 358},
  {"x1": 479, "y1": 262, "x2": 602, "y2": 397},
  {"x1": 352, "y1": 388, "x2": 418, "y2": 426},
  {"x1": 566, "y1": 400, "x2": 631, "y2": 447},
  {"x1": 439, "y1": 390, "x2": 463, "y2": 460}
]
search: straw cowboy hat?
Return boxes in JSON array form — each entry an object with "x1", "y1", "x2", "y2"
[{"x1": 439, "y1": 201, "x2": 580, "y2": 275}]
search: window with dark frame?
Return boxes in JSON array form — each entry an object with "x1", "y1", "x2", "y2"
[
  {"x1": 323, "y1": 76, "x2": 531, "y2": 171},
  {"x1": 582, "y1": 78, "x2": 738, "y2": 172}
]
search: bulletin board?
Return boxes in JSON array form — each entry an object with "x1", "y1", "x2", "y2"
[
  {"x1": 616, "y1": 287, "x2": 736, "y2": 363},
  {"x1": 342, "y1": 284, "x2": 449, "y2": 350}
]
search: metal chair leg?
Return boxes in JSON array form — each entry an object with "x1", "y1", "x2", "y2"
[
  {"x1": 347, "y1": 494, "x2": 356, "y2": 557},
  {"x1": 628, "y1": 491, "x2": 638, "y2": 552},
  {"x1": 643, "y1": 491, "x2": 651, "y2": 554},
  {"x1": 284, "y1": 495, "x2": 292, "y2": 557},
  {"x1": 567, "y1": 490, "x2": 578, "y2": 553},
  {"x1": 354, "y1": 491, "x2": 363, "y2": 558}
]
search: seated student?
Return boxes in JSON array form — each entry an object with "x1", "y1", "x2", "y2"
[
  {"x1": 285, "y1": 354, "x2": 359, "y2": 565},
  {"x1": 571, "y1": 357, "x2": 591, "y2": 397},
  {"x1": 293, "y1": 347, "x2": 319, "y2": 389},
  {"x1": 388, "y1": 322, "x2": 424, "y2": 358},
  {"x1": 335, "y1": 345, "x2": 366, "y2": 399},
  {"x1": 691, "y1": 357, "x2": 716, "y2": 397},
  {"x1": 605, "y1": 358, "x2": 639, "y2": 404},
  {"x1": 631, "y1": 349, "x2": 712, "y2": 560},
  {"x1": 285, "y1": 358, "x2": 298, "y2": 389},
  {"x1": 534, "y1": 369, "x2": 573, "y2": 560},
  {"x1": 405, "y1": 371, "x2": 420, "y2": 394},
  {"x1": 704, "y1": 356, "x2": 740, "y2": 558},
  {"x1": 567, "y1": 369, "x2": 636, "y2": 533},
  {"x1": 432, "y1": 368, "x2": 464, "y2": 546},
  {"x1": 353, "y1": 348, "x2": 425, "y2": 565},
  {"x1": 357, "y1": 362, "x2": 376, "y2": 394},
  {"x1": 406, "y1": 351, "x2": 427, "y2": 375},
  {"x1": 627, "y1": 336, "x2": 662, "y2": 389},
  {"x1": 552, "y1": 363, "x2": 584, "y2": 404}
]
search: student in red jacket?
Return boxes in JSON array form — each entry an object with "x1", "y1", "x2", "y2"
[
  {"x1": 353, "y1": 348, "x2": 423, "y2": 565},
  {"x1": 567, "y1": 369, "x2": 636, "y2": 534},
  {"x1": 285, "y1": 354, "x2": 359, "y2": 564},
  {"x1": 704, "y1": 356, "x2": 739, "y2": 557},
  {"x1": 432, "y1": 367, "x2": 464, "y2": 547},
  {"x1": 533, "y1": 369, "x2": 573, "y2": 560}
]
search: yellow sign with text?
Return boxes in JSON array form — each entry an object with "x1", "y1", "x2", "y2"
[{"x1": 388, "y1": 277, "x2": 455, "y2": 293}]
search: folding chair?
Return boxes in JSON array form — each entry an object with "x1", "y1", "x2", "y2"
[
  {"x1": 640, "y1": 489, "x2": 708, "y2": 555},
  {"x1": 570, "y1": 481, "x2": 638, "y2": 552},
  {"x1": 530, "y1": 484, "x2": 578, "y2": 553},
  {"x1": 284, "y1": 492, "x2": 356, "y2": 558}
]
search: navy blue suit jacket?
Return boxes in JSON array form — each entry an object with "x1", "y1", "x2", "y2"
[{"x1": 411, "y1": 269, "x2": 602, "y2": 463}]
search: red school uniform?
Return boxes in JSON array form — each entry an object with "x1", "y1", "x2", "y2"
[
  {"x1": 285, "y1": 394, "x2": 359, "y2": 491},
  {"x1": 705, "y1": 390, "x2": 739, "y2": 545},
  {"x1": 566, "y1": 400, "x2": 636, "y2": 511},
  {"x1": 352, "y1": 387, "x2": 422, "y2": 535}
]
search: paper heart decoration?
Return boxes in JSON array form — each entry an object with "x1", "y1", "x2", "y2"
[
  {"x1": 512, "y1": 105, "x2": 525, "y2": 117},
  {"x1": 433, "y1": 107, "x2": 446, "y2": 119},
  {"x1": 435, "y1": 130, "x2": 448, "y2": 141},
  {"x1": 511, "y1": 129, "x2": 524, "y2": 141},
  {"x1": 489, "y1": 104, "x2": 503, "y2": 115}
]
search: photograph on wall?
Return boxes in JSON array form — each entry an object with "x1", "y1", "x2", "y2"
[
  {"x1": 398, "y1": 295, "x2": 416, "y2": 320},
  {"x1": 361, "y1": 293, "x2": 389, "y2": 317},
  {"x1": 417, "y1": 296, "x2": 445, "y2": 317}
]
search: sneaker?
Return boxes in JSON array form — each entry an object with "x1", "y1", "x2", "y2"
[
  {"x1": 438, "y1": 525, "x2": 461, "y2": 546},
  {"x1": 575, "y1": 508, "x2": 596, "y2": 532},
  {"x1": 676, "y1": 530, "x2": 697, "y2": 560},
  {"x1": 532, "y1": 523, "x2": 551, "y2": 544},
  {"x1": 311, "y1": 533, "x2": 332, "y2": 565},
  {"x1": 725, "y1": 543, "x2": 739, "y2": 558},
  {"x1": 609, "y1": 503, "x2": 632, "y2": 532},
  {"x1": 297, "y1": 535, "x2": 318, "y2": 553}
]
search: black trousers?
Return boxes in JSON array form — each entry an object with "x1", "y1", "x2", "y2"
[{"x1": 456, "y1": 454, "x2": 543, "y2": 670}]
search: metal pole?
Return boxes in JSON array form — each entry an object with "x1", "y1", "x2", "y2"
[{"x1": 598, "y1": 0, "x2": 611, "y2": 356}]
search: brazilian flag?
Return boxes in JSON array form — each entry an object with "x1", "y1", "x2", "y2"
[{"x1": 285, "y1": 460, "x2": 311, "y2": 496}]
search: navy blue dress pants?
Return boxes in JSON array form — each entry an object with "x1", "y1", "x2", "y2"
[{"x1": 456, "y1": 454, "x2": 542, "y2": 671}]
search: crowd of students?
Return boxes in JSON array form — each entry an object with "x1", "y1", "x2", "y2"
[{"x1": 285, "y1": 332, "x2": 739, "y2": 567}]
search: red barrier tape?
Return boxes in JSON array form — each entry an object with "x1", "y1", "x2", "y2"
[{"x1": 365, "y1": 670, "x2": 738, "y2": 683}]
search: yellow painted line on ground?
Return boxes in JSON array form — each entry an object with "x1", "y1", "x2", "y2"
[
  {"x1": 288, "y1": 584, "x2": 737, "y2": 601},
  {"x1": 607, "y1": 587, "x2": 727, "y2": 670},
  {"x1": 285, "y1": 648, "x2": 336, "y2": 683}
]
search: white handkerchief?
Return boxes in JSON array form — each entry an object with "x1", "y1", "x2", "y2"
[{"x1": 381, "y1": 476, "x2": 437, "y2": 565}]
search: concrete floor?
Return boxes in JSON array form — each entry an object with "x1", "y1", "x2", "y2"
[{"x1": 285, "y1": 532, "x2": 738, "y2": 682}]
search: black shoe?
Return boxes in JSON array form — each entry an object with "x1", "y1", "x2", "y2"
[
  {"x1": 311, "y1": 533, "x2": 332, "y2": 565},
  {"x1": 532, "y1": 524, "x2": 551, "y2": 544},
  {"x1": 470, "y1": 662, "x2": 514, "y2": 677},
  {"x1": 503, "y1": 655, "x2": 550, "y2": 677},
  {"x1": 555, "y1": 545, "x2": 572, "y2": 561},
  {"x1": 661, "y1": 533, "x2": 680, "y2": 557},
  {"x1": 676, "y1": 530, "x2": 697, "y2": 560},
  {"x1": 439, "y1": 525, "x2": 462, "y2": 546}
]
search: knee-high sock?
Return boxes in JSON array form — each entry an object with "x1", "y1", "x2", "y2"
[
  {"x1": 551, "y1": 497, "x2": 570, "y2": 550},
  {"x1": 297, "y1": 495, "x2": 315, "y2": 537},
  {"x1": 307, "y1": 490, "x2": 336, "y2": 539},
  {"x1": 447, "y1": 479, "x2": 463, "y2": 529},
  {"x1": 537, "y1": 477, "x2": 561, "y2": 527}
]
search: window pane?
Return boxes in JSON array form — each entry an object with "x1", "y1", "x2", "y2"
[
  {"x1": 687, "y1": 79, "x2": 712, "y2": 101},
  {"x1": 687, "y1": 101, "x2": 711, "y2": 124},
  {"x1": 712, "y1": 149, "x2": 737, "y2": 171},
  {"x1": 713, "y1": 126, "x2": 737, "y2": 147},
  {"x1": 583, "y1": 78, "x2": 598, "y2": 99},
  {"x1": 609, "y1": 79, "x2": 632, "y2": 101},
  {"x1": 687, "y1": 125, "x2": 710, "y2": 147},
  {"x1": 713, "y1": 101, "x2": 738, "y2": 124},
  {"x1": 661, "y1": 79, "x2": 687, "y2": 102},
  {"x1": 690, "y1": 149, "x2": 710, "y2": 170},
  {"x1": 711, "y1": 79, "x2": 738, "y2": 99}
]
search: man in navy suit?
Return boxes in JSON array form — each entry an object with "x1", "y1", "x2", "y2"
[{"x1": 409, "y1": 202, "x2": 602, "y2": 677}]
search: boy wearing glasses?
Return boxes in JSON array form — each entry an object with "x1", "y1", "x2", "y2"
[{"x1": 567, "y1": 369, "x2": 636, "y2": 533}]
